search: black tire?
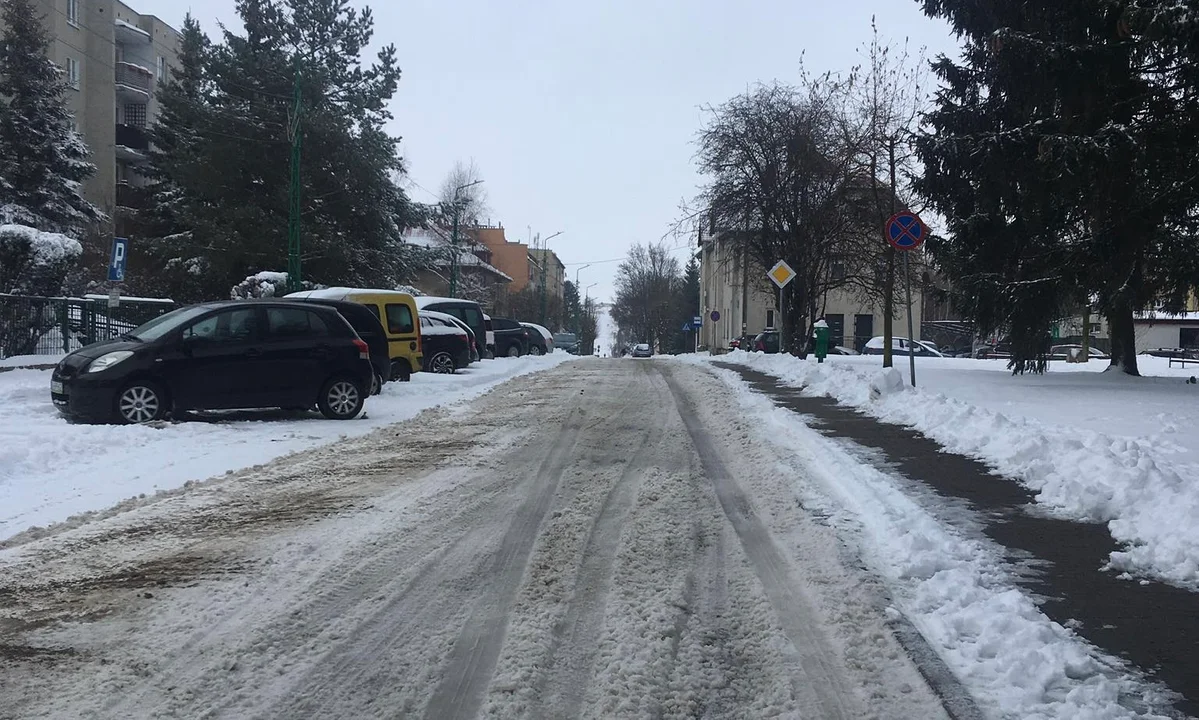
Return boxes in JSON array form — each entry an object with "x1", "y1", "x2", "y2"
[
  {"x1": 391, "y1": 360, "x2": 412, "y2": 382},
  {"x1": 529, "y1": 344, "x2": 543, "y2": 356},
  {"x1": 318, "y1": 376, "x2": 365, "y2": 420},
  {"x1": 506, "y1": 344, "x2": 521, "y2": 358},
  {"x1": 114, "y1": 380, "x2": 168, "y2": 424},
  {"x1": 370, "y1": 371, "x2": 383, "y2": 396},
  {"x1": 428, "y1": 351, "x2": 456, "y2": 374}
]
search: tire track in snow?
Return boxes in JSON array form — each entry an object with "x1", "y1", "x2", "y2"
[
  {"x1": 420, "y1": 410, "x2": 589, "y2": 720},
  {"x1": 533, "y1": 363, "x2": 671, "y2": 717},
  {"x1": 662, "y1": 366, "x2": 864, "y2": 719}
]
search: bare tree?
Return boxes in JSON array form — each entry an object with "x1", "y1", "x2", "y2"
[
  {"x1": 438, "y1": 160, "x2": 488, "y2": 226},
  {"x1": 697, "y1": 74, "x2": 868, "y2": 353},
  {"x1": 611, "y1": 241, "x2": 682, "y2": 348},
  {"x1": 849, "y1": 19, "x2": 929, "y2": 366}
]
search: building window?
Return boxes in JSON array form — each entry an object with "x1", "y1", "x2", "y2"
[
  {"x1": 67, "y1": 0, "x2": 79, "y2": 25},
  {"x1": 124, "y1": 103, "x2": 147, "y2": 128},
  {"x1": 157, "y1": 56, "x2": 167, "y2": 82},
  {"x1": 65, "y1": 57, "x2": 79, "y2": 89},
  {"x1": 766, "y1": 310, "x2": 776, "y2": 329}
]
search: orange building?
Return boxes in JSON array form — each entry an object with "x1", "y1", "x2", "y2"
[{"x1": 474, "y1": 226, "x2": 532, "y2": 293}]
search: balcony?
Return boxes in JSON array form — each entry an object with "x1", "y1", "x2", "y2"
[
  {"x1": 115, "y1": 18, "x2": 152, "y2": 47},
  {"x1": 115, "y1": 62, "x2": 152, "y2": 101},
  {"x1": 115, "y1": 182, "x2": 148, "y2": 210},
  {"x1": 116, "y1": 123, "x2": 149, "y2": 151}
]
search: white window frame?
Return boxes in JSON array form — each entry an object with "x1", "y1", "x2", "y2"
[
  {"x1": 66, "y1": 57, "x2": 80, "y2": 89},
  {"x1": 66, "y1": 0, "x2": 79, "y2": 25},
  {"x1": 766, "y1": 309, "x2": 776, "y2": 329}
]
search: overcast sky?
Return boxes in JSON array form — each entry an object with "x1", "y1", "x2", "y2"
[{"x1": 137, "y1": 0, "x2": 961, "y2": 304}]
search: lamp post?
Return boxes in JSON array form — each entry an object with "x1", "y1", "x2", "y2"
[
  {"x1": 584, "y1": 283, "x2": 598, "y2": 356},
  {"x1": 448, "y1": 179, "x2": 483, "y2": 297},
  {"x1": 573, "y1": 264, "x2": 591, "y2": 332},
  {"x1": 537, "y1": 230, "x2": 562, "y2": 326}
]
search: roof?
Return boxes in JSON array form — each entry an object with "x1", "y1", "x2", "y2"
[
  {"x1": 403, "y1": 230, "x2": 513, "y2": 282},
  {"x1": 286, "y1": 287, "x2": 416, "y2": 301},
  {"x1": 1134, "y1": 311, "x2": 1199, "y2": 323}
]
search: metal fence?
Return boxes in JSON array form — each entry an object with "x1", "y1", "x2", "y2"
[{"x1": 0, "y1": 294, "x2": 175, "y2": 360}]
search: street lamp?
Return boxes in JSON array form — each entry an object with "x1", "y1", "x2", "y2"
[
  {"x1": 448, "y1": 179, "x2": 483, "y2": 297},
  {"x1": 537, "y1": 230, "x2": 563, "y2": 326},
  {"x1": 584, "y1": 283, "x2": 598, "y2": 356},
  {"x1": 572, "y1": 264, "x2": 591, "y2": 332}
]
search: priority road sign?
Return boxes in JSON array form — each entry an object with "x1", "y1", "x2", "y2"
[
  {"x1": 768, "y1": 260, "x2": 796, "y2": 289},
  {"x1": 108, "y1": 237, "x2": 128, "y2": 282},
  {"x1": 885, "y1": 212, "x2": 928, "y2": 251}
]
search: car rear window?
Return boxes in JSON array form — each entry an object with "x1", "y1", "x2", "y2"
[
  {"x1": 385, "y1": 303, "x2": 415, "y2": 334},
  {"x1": 463, "y1": 308, "x2": 483, "y2": 329},
  {"x1": 267, "y1": 308, "x2": 328, "y2": 337}
]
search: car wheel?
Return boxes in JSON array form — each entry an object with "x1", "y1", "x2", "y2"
[
  {"x1": 429, "y1": 351, "x2": 456, "y2": 374},
  {"x1": 506, "y1": 344, "x2": 521, "y2": 358},
  {"x1": 115, "y1": 380, "x2": 167, "y2": 424},
  {"x1": 318, "y1": 376, "x2": 364, "y2": 420},
  {"x1": 529, "y1": 345, "x2": 543, "y2": 356},
  {"x1": 370, "y1": 371, "x2": 383, "y2": 396},
  {"x1": 391, "y1": 360, "x2": 411, "y2": 382}
]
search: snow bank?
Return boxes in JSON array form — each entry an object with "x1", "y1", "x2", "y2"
[
  {"x1": 712, "y1": 351, "x2": 1199, "y2": 589},
  {"x1": 0, "y1": 353, "x2": 572, "y2": 542},
  {"x1": 702, "y1": 367, "x2": 1175, "y2": 718}
]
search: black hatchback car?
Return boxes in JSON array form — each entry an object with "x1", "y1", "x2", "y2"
[{"x1": 50, "y1": 301, "x2": 374, "y2": 423}]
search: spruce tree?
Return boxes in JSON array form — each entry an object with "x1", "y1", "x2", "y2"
[
  {"x1": 141, "y1": 0, "x2": 419, "y2": 301},
  {"x1": 916, "y1": 1, "x2": 1199, "y2": 375},
  {"x1": 0, "y1": 0, "x2": 99, "y2": 236}
]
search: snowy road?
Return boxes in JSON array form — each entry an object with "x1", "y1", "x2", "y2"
[{"x1": 0, "y1": 359, "x2": 949, "y2": 720}]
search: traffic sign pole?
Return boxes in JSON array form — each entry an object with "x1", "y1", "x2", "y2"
[
  {"x1": 884, "y1": 212, "x2": 927, "y2": 388},
  {"x1": 767, "y1": 260, "x2": 796, "y2": 356}
]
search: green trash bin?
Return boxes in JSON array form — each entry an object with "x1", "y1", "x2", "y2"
[{"x1": 813, "y1": 319, "x2": 829, "y2": 363}]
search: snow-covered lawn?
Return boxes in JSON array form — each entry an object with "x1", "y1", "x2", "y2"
[
  {"x1": 0, "y1": 353, "x2": 571, "y2": 542},
  {"x1": 700, "y1": 351, "x2": 1199, "y2": 590}
]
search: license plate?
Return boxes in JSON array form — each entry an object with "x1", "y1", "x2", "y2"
[{"x1": 50, "y1": 380, "x2": 64, "y2": 394}]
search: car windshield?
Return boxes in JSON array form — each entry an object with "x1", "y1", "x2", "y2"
[
  {"x1": 554, "y1": 333, "x2": 577, "y2": 344},
  {"x1": 125, "y1": 305, "x2": 214, "y2": 341}
]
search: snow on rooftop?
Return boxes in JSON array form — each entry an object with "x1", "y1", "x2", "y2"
[{"x1": 1134, "y1": 310, "x2": 1199, "y2": 322}]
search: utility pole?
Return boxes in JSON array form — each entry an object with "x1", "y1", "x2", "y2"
[
  {"x1": 447, "y1": 179, "x2": 482, "y2": 298},
  {"x1": 537, "y1": 231, "x2": 562, "y2": 326},
  {"x1": 883, "y1": 136, "x2": 897, "y2": 368},
  {"x1": 286, "y1": 61, "x2": 303, "y2": 293}
]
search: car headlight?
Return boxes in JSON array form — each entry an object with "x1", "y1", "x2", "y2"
[{"x1": 86, "y1": 351, "x2": 134, "y2": 373}]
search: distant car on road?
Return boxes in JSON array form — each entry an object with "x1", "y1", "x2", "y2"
[
  {"x1": 553, "y1": 333, "x2": 579, "y2": 354},
  {"x1": 1049, "y1": 344, "x2": 1111, "y2": 361},
  {"x1": 862, "y1": 336, "x2": 943, "y2": 357},
  {"x1": 521, "y1": 322, "x2": 553, "y2": 355},
  {"x1": 753, "y1": 330, "x2": 781, "y2": 354},
  {"x1": 51, "y1": 301, "x2": 372, "y2": 424},
  {"x1": 631, "y1": 343, "x2": 653, "y2": 358},
  {"x1": 491, "y1": 317, "x2": 529, "y2": 357},
  {"x1": 419, "y1": 310, "x2": 473, "y2": 373}
]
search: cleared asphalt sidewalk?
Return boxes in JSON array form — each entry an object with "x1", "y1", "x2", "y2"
[{"x1": 715, "y1": 361, "x2": 1199, "y2": 719}]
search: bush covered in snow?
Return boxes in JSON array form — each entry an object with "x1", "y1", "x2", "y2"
[
  {"x1": 229, "y1": 271, "x2": 322, "y2": 299},
  {"x1": 0, "y1": 223, "x2": 82, "y2": 295}
]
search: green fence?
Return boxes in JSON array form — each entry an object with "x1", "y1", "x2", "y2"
[{"x1": 0, "y1": 294, "x2": 175, "y2": 360}]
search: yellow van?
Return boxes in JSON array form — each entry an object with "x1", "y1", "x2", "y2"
[{"x1": 286, "y1": 288, "x2": 423, "y2": 381}]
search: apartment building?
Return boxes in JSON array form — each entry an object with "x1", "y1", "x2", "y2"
[
  {"x1": 17, "y1": 0, "x2": 180, "y2": 227},
  {"x1": 527, "y1": 246, "x2": 565, "y2": 305},
  {"x1": 474, "y1": 226, "x2": 532, "y2": 292},
  {"x1": 699, "y1": 228, "x2": 922, "y2": 352}
]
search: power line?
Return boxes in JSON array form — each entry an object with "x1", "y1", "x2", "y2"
[{"x1": 563, "y1": 241, "x2": 694, "y2": 266}]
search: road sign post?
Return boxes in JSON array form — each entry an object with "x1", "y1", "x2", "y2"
[
  {"x1": 885, "y1": 213, "x2": 928, "y2": 387},
  {"x1": 768, "y1": 260, "x2": 796, "y2": 355}
]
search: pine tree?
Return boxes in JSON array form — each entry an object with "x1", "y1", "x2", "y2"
[
  {"x1": 0, "y1": 0, "x2": 99, "y2": 236},
  {"x1": 916, "y1": 0, "x2": 1199, "y2": 375}
]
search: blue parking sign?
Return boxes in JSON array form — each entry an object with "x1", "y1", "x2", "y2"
[{"x1": 108, "y1": 237, "x2": 128, "y2": 282}]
